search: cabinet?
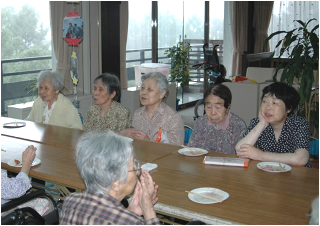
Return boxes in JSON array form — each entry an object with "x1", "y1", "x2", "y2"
[
  {"x1": 7, "y1": 94, "x2": 92, "y2": 120},
  {"x1": 7, "y1": 101, "x2": 34, "y2": 120}
]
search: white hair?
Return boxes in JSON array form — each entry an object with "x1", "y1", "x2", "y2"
[{"x1": 309, "y1": 196, "x2": 319, "y2": 225}]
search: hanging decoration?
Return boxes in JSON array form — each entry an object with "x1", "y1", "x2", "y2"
[
  {"x1": 70, "y1": 51, "x2": 79, "y2": 108},
  {"x1": 62, "y1": 3, "x2": 83, "y2": 122},
  {"x1": 62, "y1": 12, "x2": 83, "y2": 46}
]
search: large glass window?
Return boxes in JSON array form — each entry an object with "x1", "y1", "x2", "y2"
[
  {"x1": 158, "y1": 1, "x2": 183, "y2": 64},
  {"x1": 209, "y1": 1, "x2": 224, "y2": 40},
  {"x1": 1, "y1": 1, "x2": 52, "y2": 116},
  {"x1": 126, "y1": 1, "x2": 152, "y2": 87},
  {"x1": 268, "y1": 1, "x2": 319, "y2": 56},
  {"x1": 126, "y1": 2, "x2": 224, "y2": 108}
]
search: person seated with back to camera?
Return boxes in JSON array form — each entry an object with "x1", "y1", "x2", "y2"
[
  {"x1": 122, "y1": 72, "x2": 184, "y2": 145},
  {"x1": 59, "y1": 130, "x2": 160, "y2": 225},
  {"x1": 235, "y1": 82, "x2": 313, "y2": 167},
  {"x1": 83, "y1": 73, "x2": 131, "y2": 133},
  {"x1": 188, "y1": 84, "x2": 247, "y2": 155},
  {"x1": 2, "y1": 145, "x2": 49, "y2": 216},
  {"x1": 25, "y1": 70, "x2": 83, "y2": 129}
]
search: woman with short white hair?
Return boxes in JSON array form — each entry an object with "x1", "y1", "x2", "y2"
[
  {"x1": 60, "y1": 130, "x2": 160, "y2": 225},
  {"x1": 25, "y1": 70, "x2": 83, "y2": 129},
  {"x1": 122, "y1": 72, "x2": 184, "y2": 145}
]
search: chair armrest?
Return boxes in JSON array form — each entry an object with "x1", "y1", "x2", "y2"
[{"x1": 1, "y1": 189, "x2": 45, "y2": 212}]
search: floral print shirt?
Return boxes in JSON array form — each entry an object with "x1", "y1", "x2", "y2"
[
  {"x1": 83, "y1": 101, "x2": 131, "y2": 133},
  {"x1": 188, "y1": 112, "x2": 247, "y2": 155}
]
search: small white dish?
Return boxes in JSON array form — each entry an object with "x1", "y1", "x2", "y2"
[
  {"x1": 178, "y1": 147, "x2": 208, "y2": 156},
  {"x1": 124, "y1": 137, "x2": 133, "y2": 142},
  {"x1": 3, "y1": 122, "x2": 26, "y2": 128},
  {"x1": 141, "y1": 163, "x2": 158, "y2": 172},
  {"x1": 7, "y1": 158, "x2": 41, "y2": 167},
  {"x1": 188, "y1": 187, "x2": 229, "y2": 204},
  {"x1": 257, "y1": 162, "x2": 291, "y2": 173}
]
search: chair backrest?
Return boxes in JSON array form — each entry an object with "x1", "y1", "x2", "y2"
[
  {"x1": 223, "y1": 82, "x2": 260, "y2": 126},
  {"x1": 184, "y1": 129, "x2": 193, "y2": 144},
  {"x1": 246, "y1": 67, "x2": 275, "y2": 83}
]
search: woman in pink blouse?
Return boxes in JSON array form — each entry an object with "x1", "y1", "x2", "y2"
[{"x1": 122, "y1": 72, "x2": 184, "y2": 145}]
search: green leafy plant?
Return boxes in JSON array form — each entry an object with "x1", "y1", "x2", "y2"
[
  {"x1": 164, "y1": 42, "x2": 192, "y2": 88},
  {"x1": 265, "y1": 18, "x2": 319, "y2": 134}
]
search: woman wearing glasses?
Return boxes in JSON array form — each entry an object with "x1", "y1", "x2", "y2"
[{"x1": 60, "y1": 131, "x2": 160, "y2": 225}]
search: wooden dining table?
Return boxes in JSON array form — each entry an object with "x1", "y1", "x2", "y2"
[{"x1": 1, "y1": 117, "x2": 319, "y2": 224}]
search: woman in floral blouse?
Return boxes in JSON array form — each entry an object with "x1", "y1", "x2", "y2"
[
  {"x1": 188, "y1": 84, "x2": 246, "y2": 154},
  {"x1": 83, "y1": 73, "x2": 131, "y2": 133}
]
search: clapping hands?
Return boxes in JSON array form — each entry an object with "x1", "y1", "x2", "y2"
[{"x1": 128, "y1": 170, "x2": 158, "y2": 220}]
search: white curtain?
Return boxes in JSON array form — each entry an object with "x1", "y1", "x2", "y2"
[{"x1": 268, "y1": 1, "x2": 319, "y2": 56}]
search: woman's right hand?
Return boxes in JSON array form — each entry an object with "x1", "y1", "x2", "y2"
[
  {"x1": 258, "y1": 109, "x2": 269, "y2": 128},
  {"x1": 21, "y1": 145, "x2": 36, "y2": 175}
]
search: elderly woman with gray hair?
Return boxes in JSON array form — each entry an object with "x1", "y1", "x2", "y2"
[
  {"x1": 122, "y1": 72, "x2": 184, "y2": 145},
  {"x1": 25, "y1": 71, "x2": 83, "y2": 129},
  {"x1": 60, "y1": 130, "x2": 160, "y2": 225},
  {"x1": 83, "y1": 73, "x2": 131, "y2": 133}
]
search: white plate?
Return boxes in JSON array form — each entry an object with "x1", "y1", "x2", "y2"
[
  {"x1": 178, "y1": 147, "x2": 208, "y2": 156},
  {"x1": 7, "y1": 158, "x2": 41, "y2": 167},
  {"x1": 3, "y1": 122, "x2": 26, "y2": 128},
  {"x1": 257, "y1": 162, "x2": 291, "y2": 173},
  {"x1": 188, "y1": 187, "x2": 229, "y2": 204},
  {"x1": 141, "y1": 163, "x2": 158, "y2": 172},
  {"x1": 124, "y1": 137, "x2": 133, "y2": 142}
]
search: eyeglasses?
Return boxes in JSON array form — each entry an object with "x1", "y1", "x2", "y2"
[{"x1": 128, "y1": 159, "x2": 141, "y2": 178}]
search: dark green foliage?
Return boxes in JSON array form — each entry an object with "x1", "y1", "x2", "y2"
[
  {"x1": 164, "y1": 42, "x2": 191, "y2": 87},
  {"x1": 265, "y1": 18, "x2": 319, "y2": 130}
]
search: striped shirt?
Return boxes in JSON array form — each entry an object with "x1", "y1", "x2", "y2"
[{"x1": 60, "y1": 189, "x2": 160, "y2": 225}]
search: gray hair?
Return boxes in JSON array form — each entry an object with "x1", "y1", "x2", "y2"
[
  {"x1": 309, "y1": 196, "x2": 319, "y2": 225},
  {"x1": 94, "y1": 73, "x2": 121, "y2": 102},
  {"x1": 36, "y1": 71, "x2": 64, "y2": 91},
  {"x1": 75, "y1": 130, "x2": 133, "y2": 194},
  {"x1": 141, "y1": 72, "x2": 169, "y2": 101}
]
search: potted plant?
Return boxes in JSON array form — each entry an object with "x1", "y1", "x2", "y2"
[
  {"x1": 264, "y1": 18, "x2": 319, "y2": 136},
  {"x1": 164, "y1": 42, "x2": 192, "y2": 103}
]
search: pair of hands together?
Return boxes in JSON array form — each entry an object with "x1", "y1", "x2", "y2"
[
  {"x1": 122, "y1": 128, "x2": 150, "y2": 141},
  {"x1": 128, "y1": 170, "x2": 158, "y2": 219}
]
